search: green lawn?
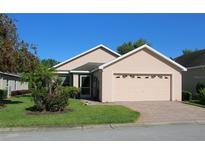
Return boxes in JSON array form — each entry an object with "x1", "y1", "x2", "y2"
[{"x1": 0, "y1": 96, "x2": 139, "y2": 127}]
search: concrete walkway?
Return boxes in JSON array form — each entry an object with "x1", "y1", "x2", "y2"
[{"x1": 115, "y1": 101, "x2": 205, "y2": 123}]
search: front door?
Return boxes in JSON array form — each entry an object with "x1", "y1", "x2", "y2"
[{"x1": 80, "y1": 75, "x2": 91, "y2": 98}]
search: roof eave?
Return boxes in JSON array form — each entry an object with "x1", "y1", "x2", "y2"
[
  {"x1": 0, "y1": 71, "x2": 21, "y2": 77},
  {"x1": 69, "y1": 70, "x2": 90, "y2": 74},
  {"x1": 187, "y1": 65, "x2": 205, "y2": 70}
]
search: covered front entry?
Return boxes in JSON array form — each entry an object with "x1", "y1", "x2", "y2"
[
  {"x1": 79, "y1": 75, "x2": 91, "y2": 98},
  {"x1": 112, "y1": 73, "x2": 172, "y2": 101}
]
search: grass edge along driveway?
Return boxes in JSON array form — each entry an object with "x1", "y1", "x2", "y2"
[{"x1": 0, "y1": 96, "x2": 140, "y2": 127}]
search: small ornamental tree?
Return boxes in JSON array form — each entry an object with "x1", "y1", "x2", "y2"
[
  {"x1": 22, "y1": 64, "x2": 69, "y2": 112},
  {"x1": 22, "y1": 63, "x2": 55, "y2": 92}
]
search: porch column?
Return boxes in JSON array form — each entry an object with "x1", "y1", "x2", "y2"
[{"x1": 73, "y1": 74, "x2": 79, "y2": 88}]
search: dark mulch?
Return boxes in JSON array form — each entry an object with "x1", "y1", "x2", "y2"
[
  {"x1": 26, "y1": 108, "x2": 74, "y2": 115},
  {"x1": 0, "y1": 103, "x2": 6, "y2": 109},
  {"x1": 0, "y1": 99, "x2": 23, "y2": 104}
]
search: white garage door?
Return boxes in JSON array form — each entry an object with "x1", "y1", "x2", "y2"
[{"x1": 113, "y1": 74, "x2": 171, "y2": 101}]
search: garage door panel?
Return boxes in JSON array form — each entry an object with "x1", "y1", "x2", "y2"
[{"x1": 113, "y1": 74, "x2": 171, "y2": 101}]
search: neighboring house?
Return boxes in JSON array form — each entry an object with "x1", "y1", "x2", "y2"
[
  {"x1": 53, "y1": 44, "x2": 187, "y2": 102},
  {"x1": 175, "y1": 49, "x2": 205, "y2": 94},
  {"x1": 0, "y1": 71, "x2": 28, "y2": 93}
]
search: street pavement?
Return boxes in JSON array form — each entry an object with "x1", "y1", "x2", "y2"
[{"x1": 0, "y1": 123, "x2": 205, "y2": 141}]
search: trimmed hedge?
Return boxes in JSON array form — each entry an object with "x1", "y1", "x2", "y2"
[
  {"x1": 182, "y1": 90, "x2": 192, "y2": 101},
  {"x1": 0, "y1": 90, "x2": 7, "y2": 100},
  {"x1": 11, "y1": 90, "x2": 30, "y2": 96}
]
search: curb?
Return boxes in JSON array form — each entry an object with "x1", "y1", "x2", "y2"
[
  {"x1": 0, "y1": 125, "x2": 83, "y2": 132},
  {"x1": 1, "y1": 120, "x2": 205, "y2": 132},
  {"x1": 111, "y1": 120, "x2": 205, "y2": 128}
]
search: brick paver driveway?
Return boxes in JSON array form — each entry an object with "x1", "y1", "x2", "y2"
[{"x1": 115, "y1": 101, "x2": 205, "y2": 123}]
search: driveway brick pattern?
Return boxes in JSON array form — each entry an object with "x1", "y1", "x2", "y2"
[{"x1": 115, "y1": 101, "x2": 205, "y2": 123}]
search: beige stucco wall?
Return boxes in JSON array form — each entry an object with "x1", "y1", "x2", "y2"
[
  {"x1": 100, "y1": 48, "x2": 182, "y2": 102},
  {"x1": 56, "y1": 47, "x2": 118, "y2": 71},
  {"x1": 182, "y1": 68, "x2": 205, "y2": 94}
]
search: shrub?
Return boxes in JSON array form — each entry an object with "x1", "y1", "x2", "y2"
[
  {"x1": 0, "y1": 90, "x2": 7, "y2": 100},
  {"x1": 182, "y1": 91, "x2": 192, "y2": 101},
  {"x1": 46, "y1": 88, "x2": 69, "y2": 112},
  {"x1": 64, "y1": 86, "x2": 80, "y2": 98},
  {"x1": 196, "y1": 80, "x2": 205, "y2": 94},
  {"x1": 192, "y1": 93, "x2": 200, "y2": 100},
  {"x1": 31, "y1": 88, "x2": 48, "y2": 111},
  {"x1": 11, "y1": 90, "x2": 30, "y2": 96},
  {"x1": 198, "y1": 89, "x2": 205, "y2": 105},
  {"x1": 31, "y1": 86, "x2": 69, "y2": 112}
]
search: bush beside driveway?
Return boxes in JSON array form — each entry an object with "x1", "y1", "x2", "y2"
[{"x1": 0, "y1": 96, "x2": 139, "y2": 128}]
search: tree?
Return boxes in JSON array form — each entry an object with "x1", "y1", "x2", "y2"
[
  {"x1": 182, "y1": 49, "x2": 193, "y2": 55},
  {"x1": 22, "y1": 63, "x2": 55, "y2": 91},
  {"x1": 0, "y1": 14, "x2": 19, "y2": 73},
  {"x1": 133, "y1": 39, "x2": 151, "y2": 48},
  {"x1": 117, "y1": 39, "x2": 151, "y2": 55},
  {"x1": 41, "y1": 58, "x2": 59, "y2": 68},
  {"x1": 22, "y1": 64, "x2": 69, "y2": 112},
  {"x1": 17, "y1": 41, "x2": 39, "y2": 73},
  {"x1": 117, "y1": 42, "x2": 134, "y2": 55},
  {"x1": 0, "y1": 14, "x2": 18, "y2": 48},
  {"x1": 0, "y1": 13, "x2": 39, "y2": 73}
]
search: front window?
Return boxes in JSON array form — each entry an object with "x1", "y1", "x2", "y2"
[{"x1": 58, "y1": 74, "x2": 71, "y2": 86}]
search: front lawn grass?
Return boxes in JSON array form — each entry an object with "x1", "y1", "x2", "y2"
[{"x1": 0, "y1": 96, "x2": 139, "y2": 127}]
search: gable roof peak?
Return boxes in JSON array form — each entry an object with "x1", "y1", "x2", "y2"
[
  {"x1": 53, "y1": 44, "x2": 120, "y2": 68},
  {"x1": 99, "y1": 44, "x2": 187, "y2": 71}
]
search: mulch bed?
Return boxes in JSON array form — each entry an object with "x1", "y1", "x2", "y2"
[
  {"x1": 0, "y1": 103, "x2": 6, "y2": 109},
  {"x1": 26, "y1": 108, "x2": 74, "y2": 115}
]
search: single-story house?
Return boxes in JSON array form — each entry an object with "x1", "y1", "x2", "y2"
[
  {"x1": 53, "y1": 44, "x2": 187, "y2": 102},
  {"x1": 175, "y1": 49, "x2": 205, "y2": 94},
  {"x1": 0, "y1": 71, "x2": 28, "y2": 95}
]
